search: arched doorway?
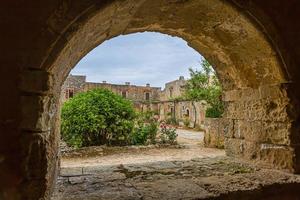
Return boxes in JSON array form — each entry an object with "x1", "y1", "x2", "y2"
[{"x1": 17, "y1": 0, "x2": 299, "y2": 199}]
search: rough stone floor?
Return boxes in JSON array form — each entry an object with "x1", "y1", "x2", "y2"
[{"x1": 52, "y1": 130, "x2": 300, "y2": 200}]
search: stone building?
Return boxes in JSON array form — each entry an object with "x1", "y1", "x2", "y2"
[
  {"x1": 61, "y1": 75, "x2": 206, "y2": 127},
  {"x1": 60, "y1": 75, "x2": 86, "y2": 103},
  {"x1": 159, "y1": 76, "x2": 186, "y2": 101},
  {"x1": 157, "y1": 76, "x2": 207, "y2": 127},
  {"x1": 61, "y1": 75, "x2": 161, "y2": 111}
]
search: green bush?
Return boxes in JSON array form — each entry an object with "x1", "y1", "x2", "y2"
[
  {"x1": 61, "y1": 89, "x2": 136, "y2": 148},
  {"x1": 166, "y1": 117, "x2": 177, "y2": 125},
  {"x1": 130, "y1": 121, "x2": 158, "y2": 145},
  {"x1": 137, "y1": 111, "x2": 157, "y2": 123},
  {"x1": 205, "y1": 103, "x2": 224, "y2": 118},
  {"x1": 130, "y1": 111, "x2": 159, "y2": 145},
  {"x1": 183, "y1": 117, "x2": 190, "y2": 127}
]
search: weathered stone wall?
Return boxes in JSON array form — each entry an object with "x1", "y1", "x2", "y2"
[
  {"x1": 83, "y1": 82, "x2": 161, "y2": 102},
  {"x1": 158, "y1": 100, "x2": 207, "y2": 128},
  {"x1": 61, "y1": 75, "x2": 161, "y2": 103},
  {"x1": 204, "y1": 118, "x2": 225, "y2": 149},
  {"x1": 160, "y1": 76, "x2": 186, "y2": 101},
  {"x1": 60, "y1": 75, "x2": 86, "y2": 102},
  {"x1": 223, "y1": 84, "x2": 299, "y2": 171}
]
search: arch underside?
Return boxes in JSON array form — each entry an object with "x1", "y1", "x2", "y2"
[{"x1": 18, "y1": 0, "x2": 300, "y2": 199}]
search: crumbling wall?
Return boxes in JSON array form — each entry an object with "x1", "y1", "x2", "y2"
[{"x1": 204, "y1": 118, "x2": 225, "y2": 149}]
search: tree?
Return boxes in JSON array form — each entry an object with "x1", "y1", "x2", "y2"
[
  {"x1": 61, "y1": 88, "x2": 136, "y2": 147},
  {"x1": 185, "y1": 59, "x2": 224, "y2": 118}
]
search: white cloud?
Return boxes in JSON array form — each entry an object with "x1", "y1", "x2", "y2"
[{"x1": 71, "y1": 32, "x2": 204, "y2": 88}]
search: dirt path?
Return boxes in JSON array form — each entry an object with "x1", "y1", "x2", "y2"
[
  {"x1": 61, "y1": 129, "x2": 224, "y2": 168},
  {"x1": 176, "y1": 128, "x2": 204, "y2": 146}
]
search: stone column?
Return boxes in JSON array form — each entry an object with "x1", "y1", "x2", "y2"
[{"x1": 223, "y1": 83, "x2": 300, "y2": 173}]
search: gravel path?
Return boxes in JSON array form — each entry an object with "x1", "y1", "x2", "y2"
[{"x1": 60, "y1": 129, "x2": 224, "y2": 168}]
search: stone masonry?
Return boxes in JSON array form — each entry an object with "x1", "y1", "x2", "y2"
[
  {"x1": 62, "y1": 75, "x2": 207, "y2": 127},
  {"x1": 61, "y1": 75, "x2": 161, "y2": 102},
  {"x1": 204, "y1": 118, "x2": 226, "y2": 149},
  {"x1": 3, "y1": 0, "x2": 300, "y2": 199}
]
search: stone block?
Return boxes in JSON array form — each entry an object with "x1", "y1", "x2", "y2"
[
  {"x1": 226, "y1": 138, "x2": 297, "y2": 172},
  {"x1": 223, "y1": 89, "x2": 241, "y2": 102},
  {"x1": 221, "y1": 118, "x2": 234, "y2": 138},
  {"x1": 21, "y1": 95, "x2": 58, "y2": 132},
  {"x1": 260, "y1": 98, "x2": 290, "y2": 122},
  {"x1": 233, "y1": 120, "x2": 260, "y2": 139},
  {"x1": 204, "y1": 119, "x2": 218, "y2": 147},
  {"x1": 242, "y1": 140, "x2": 260, "y2": 160},
  {"x1": 204, "y1": 118, "x2": 225, "y2": 148},
  {"x1": 258, "y1": 143, "x2": 295, "y2": 172},
  {"x1": 20, "y1": 70, "x2": 52, "y2": 94},
  {"x1": 20, "y1": 133, "x2": 48, "y2": 180},
  {"x1": 223, "y1": 87, "x2": 260, "y2": 102},
  {"x1": 261, "y1": 121, "x2": 291, "y2": 145},
  {"x1": 259, "y1": 84, "x2": 288, "y2": 99},
  {"x1": 224, "y1": 138, "x2": 245, "y2": 157},
  {"x1": 223, "y1": 102, "x2": 244, "y2": 119},
  {"x1": 233, "y1": 120, "x2": 291, "y2": 145},
  {"x1": 225, "y1": 97, "x2": 290, "y2": 122}
]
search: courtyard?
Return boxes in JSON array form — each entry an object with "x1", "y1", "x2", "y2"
[{"x1": 52, "y1": 130, "x2": 300, "y2": 200}]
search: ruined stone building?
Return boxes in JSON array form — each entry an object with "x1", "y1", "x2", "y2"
[
  {"x1": 157, "y1": 76, "x2": 207, "y2": 127},
  {"x1": 62, "y1": 75, "x2": 206, "y2": 127},
  {"x1": 61, "y1": 75, "x2": 161, "y2": 110},
  {"x1": 61, "y1": 74, "x2": 161, "y2": 99}
]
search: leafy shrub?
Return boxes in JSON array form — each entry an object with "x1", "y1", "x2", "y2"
[
  {"x1": 130, "y1": 120, "x2": 158, "y2": 145},
  {"x1": 183, "y1": 117, "x2": 190, "y2": 127},
  {"x1": 159, "y1": 122, "x2": 178, "y2": 144},
  {"x1": 130, "y1": 111, "x2": 159, "y2": 145},
  {"x1": 205, "y1": 103, "x2": 223, "y2": 118},
  {"x1": 61, "y1": 89, "x2": 136, "y2": 148},
  {"x1": 166, "y1": 117, "x2": 177, "y2": 125},
  {"x1": 137, "y1": 111, "x2": 158, "y2": 123}
]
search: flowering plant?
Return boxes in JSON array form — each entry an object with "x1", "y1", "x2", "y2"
[{"x1": 159, "y1": 121, "x2": 177, "y2": 144}]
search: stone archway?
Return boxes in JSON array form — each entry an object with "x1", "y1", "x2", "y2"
[{"x1": 13, "y1": 0, "x2": 300, "y2": 199}]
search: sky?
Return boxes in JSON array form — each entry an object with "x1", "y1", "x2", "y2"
[{"x1": 71, "y1": 32, "x2": 204, "y2": 88}]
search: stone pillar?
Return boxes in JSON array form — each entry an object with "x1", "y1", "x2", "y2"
[
  {"x1": 223, "y1": 83, "x2": 300, "y2": 172},
  {"x1": 19, "y1": 69, "x2": 60, "y2": 199}
]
